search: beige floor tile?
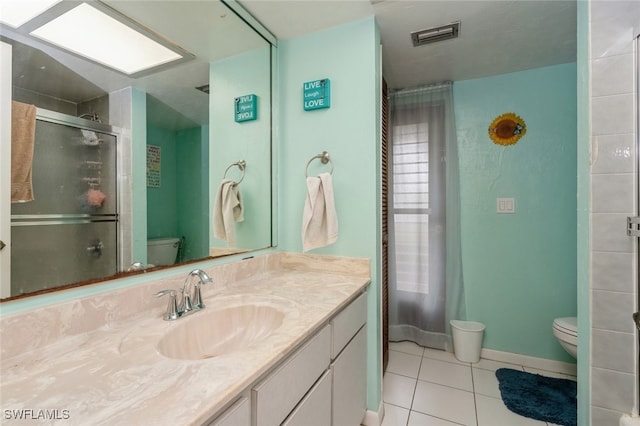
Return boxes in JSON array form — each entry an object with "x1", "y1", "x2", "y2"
[
  {"x1": 471, "y1": 367, "x2": 501, "y2": 398},
  {"x1": 473, "y1": 359, "x2": 524, "y2": 372},
  {"x1": 382, "y1": 403, "x2": 410, "y2": 426},
  {"x1": 423, "y1": 347, "x2": 469, "y2": 366},
  {"x1": 384, "y1": 372, "x2": 417, "y2": 409},
  {"x1": 419, "y1": 357, "x2": 473, "y2": 391},
  {"x1": 383, "y1": 349, "x2": 573, "y2": 426},
  {"x1": 412, "y1": 380, "x2": 477, "y2": 426},
  {"x1": 388, "y1": 350, "x2": 423, "y2": 379},
  {"x1": 390, "y1": 341, "x2": 426, "y2": 357},
  {"x1": 475, "y1": 394, "x2": 547, "y2": 426},
  {"x1": 408, "y1": 410, "x2": 464, "y2": 426}
]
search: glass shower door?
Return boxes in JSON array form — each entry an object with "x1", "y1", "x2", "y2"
[{"x1": 10, "y1": 113, "x2": 118, "y2": 296}]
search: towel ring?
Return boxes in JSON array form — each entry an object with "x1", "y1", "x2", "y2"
[
  {"x1": 305, "y1": 151, "x2": 333, "y2": 178},
  {"x1": 223, "y1": 160, "x2": 246, "y2": 184}
]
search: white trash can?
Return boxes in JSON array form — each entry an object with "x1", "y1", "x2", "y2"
[{"x1": 450, "y1": 320, "x2": 485, "y2": 363}]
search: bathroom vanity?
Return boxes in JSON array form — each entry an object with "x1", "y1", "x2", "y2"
[
  {"x1": 0, "y1": 253, "x2": 370, "y2": 425},
  {"x1": 212, "y1": 291, "x2": 367, "y2": 426}
]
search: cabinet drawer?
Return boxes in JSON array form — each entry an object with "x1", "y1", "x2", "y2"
[
  {"x1": 331, "y1": 326, "x2": 367, "y2": 426},
  {"x1": 207, "y1": 396, "x2": 250, "y2": 426},
  {"x1": 331, "y1": 291, "x2": 367, "y2": 359},
  {"x1": 282, "y1": 370, "x2": 331, "y2": 426},
  {"x1": 252, "y1": 325, "x2": 331, "y2": 426}
]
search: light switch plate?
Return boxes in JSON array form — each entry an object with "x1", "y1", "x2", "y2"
[{"x1": 497, "y1": 197, "x2": 515, "y2": 214}]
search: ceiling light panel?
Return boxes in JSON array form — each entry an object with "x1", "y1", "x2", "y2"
[
  {"x1": 0, "y1": 0, "x2": 62, "y2": 28},
  {"x1": 29, "y1": 2, "x2": 184, "y2": 75}
]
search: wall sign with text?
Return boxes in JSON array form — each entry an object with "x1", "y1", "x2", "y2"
[
  {"x1": 303, "y1": 79, "x2": 331, "y2": 111},
  {"x1": 235, "y1": 94, "x2": 258, "y2": 122},
  {"x1": 146, "y1": 145, "x2": 161, "y2": 188}
]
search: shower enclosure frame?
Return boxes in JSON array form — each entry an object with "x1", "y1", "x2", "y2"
[
  {"x1": 635, "y1": 28, "x2": 640, "y2": 413},
  {"x1": 9, "y1": 107, "x2": 125, "y2": 296}
]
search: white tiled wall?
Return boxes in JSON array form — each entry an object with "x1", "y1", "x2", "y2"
[{"x1": 589, "y1": 1, "x2": 639, "y2": 423}]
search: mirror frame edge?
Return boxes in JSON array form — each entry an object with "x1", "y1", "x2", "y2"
[
  {"x1": 223, "y1": 0, "x2": 279, "y2": 251},
  {"x1": 0, "y1": 0, "x2": 279, "y2": 314},
  {"x1": 221, "y1": 0, "x2": 277, "y2": 47},
  {"x1": 0, "y1": 247, "x2": 279, "y2": 316}
]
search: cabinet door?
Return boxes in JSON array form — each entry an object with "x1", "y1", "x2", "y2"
[
  {"x1": 282, "y1": 370, "x2": 331, "y2": 426},
  {"x1": 252, "y1": 325, "x2": 331, "y2": 426},
  {"x1": 207, "y1": 397, "x2": 250, "y2": 426},
  {"x1": 332, "y1": 325, "x2": 367, "y2": 426},
  {"x1": 331, "y1": 292, "x2": 367, "y2": 359}
]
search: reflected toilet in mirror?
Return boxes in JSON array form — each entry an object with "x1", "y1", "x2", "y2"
[{"x1": 147, "y1": 237, "x2": 182, "y2": 267}]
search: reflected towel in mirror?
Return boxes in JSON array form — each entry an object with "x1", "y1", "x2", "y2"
[
  {"x1": 11, "y1": 101, "x2": 36, "y2": 203},
  {"x1": 302, "y1": 172, "x2": 338, "y2": 252},
  {"x1": 213, "y1": 179, "x2": 244, "y2": 246}
]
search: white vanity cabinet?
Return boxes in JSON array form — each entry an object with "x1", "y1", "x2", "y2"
[
  {"x1": 330, "y1": 292, "x2": 368, "y2": 426},
  {"x1": 252, "y1": 325, "x2": 331, "y2": 426},
  {"x1": 282, "y1": 370, "x2": 332, "y2": 426},
  {"x1": 207, "y1": 290, "x2": 368, "y2": 426},
  {"x1": 207, "y1": 396, "x2": 251, "y2": 426}
]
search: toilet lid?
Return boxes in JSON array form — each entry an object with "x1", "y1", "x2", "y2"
[{"x1": 553, "y1": 317, "x2": 577, "y2": 336}]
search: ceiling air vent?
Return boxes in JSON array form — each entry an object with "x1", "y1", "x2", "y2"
[{"x1": 411, "y1": 22, "x2": 460, "y2": 47}]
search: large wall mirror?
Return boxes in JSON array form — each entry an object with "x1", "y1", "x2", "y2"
[{"x1": 0, "y1": 0, "x2": 275, "y2": 300}]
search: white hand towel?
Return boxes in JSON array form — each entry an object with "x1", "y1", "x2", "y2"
[
  {"x1": 213, "y1": 179, "x2": 244, "y2": 246},
  {"x1": 302, "y1": 172, "x2": 338, "y2": 252}
]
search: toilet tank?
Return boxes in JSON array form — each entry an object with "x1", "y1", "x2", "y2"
[{"x1": 147, "y1": 237, "x2": 180, "y2": 266}]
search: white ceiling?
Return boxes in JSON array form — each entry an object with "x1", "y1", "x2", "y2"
[
  {"x1": 4, "y1": 0, "x2": 577, "y2": 126},
  {"x1": 240, "y1": 0, "x2": 577, "y2": 89}
]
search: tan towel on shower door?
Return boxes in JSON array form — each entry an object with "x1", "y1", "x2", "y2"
[{"x1": 11, "y1": 101, "x2": 36, "y2": 203}]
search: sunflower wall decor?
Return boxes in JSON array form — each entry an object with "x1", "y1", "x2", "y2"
[{"x1": 488, "y1": 112, "x2": 527, "y2": 146}]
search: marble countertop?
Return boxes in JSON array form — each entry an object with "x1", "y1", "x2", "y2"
[{"x1": 0, "y1": 253, "x2": 370, "y2": 425}]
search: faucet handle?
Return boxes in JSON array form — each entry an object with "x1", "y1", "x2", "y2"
[
  {"x1": 180, "y1": 287, "x2": 194, "y2": 313},
  {"x1": 155, "y1": 289, "x2": 180, "y2": 321},
  {"x1": 191, "y1": 270, "x2": 212, "y2": 310},
  {"x1": 184, "y1": 269, "x2": 212, "y2": 310},
  {"x1": 192, "y1": 283, "x2": 206, "y2": 310}
]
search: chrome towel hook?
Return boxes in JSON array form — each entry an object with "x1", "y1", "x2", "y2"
[
  {"x1": 223, "y1": 160, "x2": 246, "y2": 184},
  {"x1": 305, "y1": 151, "x2": 334, "y2": 177}
]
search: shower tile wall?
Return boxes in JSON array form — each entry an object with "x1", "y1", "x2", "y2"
[{"x1": 589, "y1": 1, "x2": 639, "y2": 423}]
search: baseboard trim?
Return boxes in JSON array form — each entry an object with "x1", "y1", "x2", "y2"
[
  {"x1": 620, "y1": 413, "x2": 640, "y2": 426},
  {"x1": 362, "y1": 400, "x2": 384, "y2": 426},
  {"x1": 480, "y1": 348, "x2": 577, "y2": 376}
]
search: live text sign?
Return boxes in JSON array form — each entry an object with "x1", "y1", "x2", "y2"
[
  {"x1": 235, "y1": 94, "x2": 257, "y2": 122},
  {"x1": 303, "y1": 79, "x2": 330, "y2": 111}
]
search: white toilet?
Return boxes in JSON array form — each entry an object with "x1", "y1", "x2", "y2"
[
  {"x1": 147, "y1": 237, "x2": 181, "y2": 266},
  {"x1": 553, "y1": 316, "x2": 577, "y2": 359}
]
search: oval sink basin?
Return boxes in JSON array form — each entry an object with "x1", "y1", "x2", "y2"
[{"x1": 157, "y1": 304, "x2": 285, "y2": 360}]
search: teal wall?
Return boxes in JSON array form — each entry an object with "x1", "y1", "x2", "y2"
[
  {"x1": 146, "y1": 122, "x2": 208, "y2": 262},
  {"x1": 576, "y1": 0, "x2": 591, "y2": 422},
  {"x1": 454, "y1": 63, "x2": 578, "y2": 362},
  {"x1": 277, "y1": 17, "x2": 382, "y2": 412},
  {"x1": 147, "y1": 124, "x2": 178, "y2": 239},
  {"x1": 210, "y1": 46, "x2": 272, "y2": 252},
  {"x1": 177, "y1": 126, "x2": 209, "y2": 261}
]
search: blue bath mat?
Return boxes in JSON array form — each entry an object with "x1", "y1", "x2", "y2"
[{"x1": 495, "y1": 368, "x2": 577, "y2": 426}]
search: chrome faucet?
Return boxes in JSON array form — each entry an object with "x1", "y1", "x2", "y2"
[
  {"x1": 155, "y1": 269, "x2": 213, "y2": 320},
  {"x1": 187, "y1": 269, "x2": 213, "y2": 310}
]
